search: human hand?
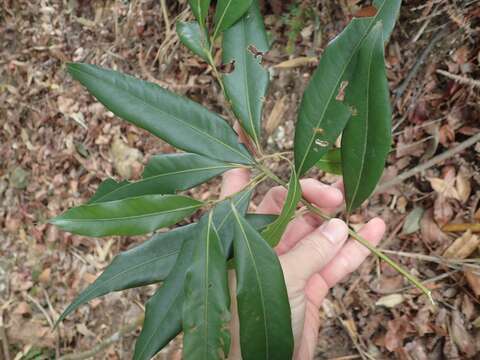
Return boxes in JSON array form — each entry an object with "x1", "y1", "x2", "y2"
[{"x1": 221, "y1": 168, "x2": 386, "y2": 360}]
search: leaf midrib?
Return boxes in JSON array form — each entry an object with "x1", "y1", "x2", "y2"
[
  {"x1": 95, "y1": 164, "x2": 233, "y2": 202},
  {"x1": 69, "y1": 66, "x2": 252, "y2": 164},
  {"x1": 57, "y1": 204, "x2": 201, "y2": 223},
  {"x1": 232, "y1": 207, "x2": 269, "y2": 358},
  {"x1": 297, "y1": 3, "x2": 388, "y2": 174},
  {"x1": 347, "y1": 33, "x2": 377, "y2": 213}
]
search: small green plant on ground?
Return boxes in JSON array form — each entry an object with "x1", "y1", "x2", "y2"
[{"x1": 51, "y1": 1, "x2": 432, "y2": 359}]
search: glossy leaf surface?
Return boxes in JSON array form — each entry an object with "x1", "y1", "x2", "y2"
[
  {"x1": 133, "y1": 191, "x2": 251, "y2": 360},
  {"x1": 261, "y1": 169, "x2": 300, "y2": 247},
  {"x1": 315, "y1": 148, "x2": 342, "y2": 175},
  {"x1": 222, "y1": 2, "x2": 269, "y2": 145},
  {"x1": 91, "y1": 153, "x2": 235, "y2": 203},
  {"x1": 293, "y1": 0, "x2": 401, "y2": 176},
  {"x1": 188, "y1": 0, "x2": 210, "y2": 27},
  {"x1": 57, "y1": 209, "x2": 269, "y2": 325},
  {"x1": 67, "y1": 63, "x2": 253, "y2": 165},
  {"x1": 176, "y1": 21, "x2": 210, "y2": 61},
  {"x1": 231, "y1": 204, "x2": 293, "y2": 360},
  {"x1": 342, "y1": 23, "x2": 392, "y2": 212},
  {"x1": 57, "y1": 224, "x2": 195, "y2": 323},
  {"x1": 213, "y1": 0, "x2": 254, "y2": 37},
  {"x1": 183, "y1": 213, "x2": 231, "y2": 359},
  {"x1": 50, "y1": 195, "x2": 202, "y2": 237}
]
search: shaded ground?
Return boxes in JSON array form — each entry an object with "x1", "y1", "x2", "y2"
[{"x1": 1, "y1": 0, "x2": 480, "y2": 359}]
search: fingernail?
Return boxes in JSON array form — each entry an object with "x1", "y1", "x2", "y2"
[{"x1": 319, "y1": 219, "x2": 348, "y2": 245}]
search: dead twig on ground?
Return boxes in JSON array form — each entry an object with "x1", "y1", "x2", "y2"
[
  {"x1": 376, "y1": 131, "x2": 480, "y2": 193},
  {"x1": 58, "y1": 315, "x2": 144, "y2": 360},
  {"x1": 436, "y1": 69, "x2": 480, "y2": 89}
]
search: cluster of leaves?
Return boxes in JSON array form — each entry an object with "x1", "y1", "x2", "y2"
[{"x1": 51, "y1": 0, "x2": 401, "y2": 359}]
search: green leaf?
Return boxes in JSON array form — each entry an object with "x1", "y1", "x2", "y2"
[
  {"x1": 56, "y1": 224, "x2": 195, "y2": 324},
  {"x1": 57, "y1": 194, "x2": 267, "y2": 327},
  {"x1": 342, "y1": 23, "x2": 392, "y2": 212},
  {"x1": 133, "y1": 190, "x2": 251, "y2": 360},
  {"x1": 91, "y1": 153, "x2": 235, "y2": 203},
  {"x1": 261, "y1": 169, "x2": 300, "y2": 247},
  {"x1": 176, "y1": 21, "x2": 211, "y2": 61},
  {"x1": 230, "y1": 203, "x2": 294, "y2": 360},
  {"x1": 67, "y1": 63, "x2": 253, "y2": 165},
  {"x1": 222, "y1": 2, "x2": 269, "y2": 146},
  {"x1": 133, "y1": 227, "x2": 195, "y2": 360},
  {"x1": 183, "y1": 212, "x2": 231, "y2": 360},
  {"x1": 293, "y1": 0, "x2": 401, "y2": 176},
  {"x1": 244, "y1": 213, "x2": 277, "y2": 231},
  {"x1": 315, "y1": 148, "x2": 342, "y2": 175},
  {"x1": 213, "y1": 0, "x2": 254, "y2": 37},
  {"x1": 50, "y1": 195, "x2": 202, "y2": 237},
  {"x1": 188, "y1": 0, "x2": 211, "y2": 27}
]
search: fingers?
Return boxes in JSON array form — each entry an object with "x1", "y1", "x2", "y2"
[
  {"x1": 220, "y1": 168, "x2": 251, "y2": 199},
  {"x1": 275, "y1": 216, "x2": 317, "y2": 256},
  {"x1": 256, "y1": 179, "x2": 344, "y2": 215},
  {"x1": 301, "y1": 179, "x2": 344, "y2": 212},
  {"x1": 318, "y1": 217, "x2": 386, "y2": 288},
  {"x1": 280, "y1": 219, "x2": 349, "y2": 289}
]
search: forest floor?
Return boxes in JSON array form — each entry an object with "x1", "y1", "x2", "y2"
[{"x1": 1, "y1": 0, "x2": 480, "y2": 359}]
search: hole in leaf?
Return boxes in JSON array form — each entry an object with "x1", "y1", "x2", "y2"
[
  {"x1": 353, "y1": 5, "x2": 378, "y2": 18},
  {"x1": 248, "y1": 44, "x2": 264, "y2": 60},
  {"x1": 336, "y1": 80, "x2": 349, "y2": 101},
  {"x1": 315, "y1": 139, "x2": 329, "y2": 147},
  {"x1": 219, "y1": 59, "x2": 235, "y2": 74}
]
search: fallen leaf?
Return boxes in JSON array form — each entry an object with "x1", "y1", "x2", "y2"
[
  {"x1": 353, "y1": 5, "x2": 378, "y2": 18},
  {"x1": 13, "y1": 302, "x2": 31, "y2": 316},
  {"x1": 443, "y1": 230, "x2": 480, "y2": 259},
  {"x1": 464, "y1": 269, "x2": 480, "y2": 298},
  {"x1": 384, "y1": 316, "x2": 415, "y2": 352},
  {"x1": 434, "y1": 195, "x2": 454, "y2": 227},
  {"x1": 421, "y1": 209, "x2": 449, "y2": 246},
  {"x1": 375, "y1": 294, "x2": 405, "y2": 308},
  {"x1": 442, "y1": 223, "x2": 480, "y2": 233},
  {"x1": 456, "y1": 169, "x2": 471, "y2": 203},
  {"x1": 451, "y1": 310, "x2": 476, "y2": 357},
  {"x1": 265, "y1": 96, "x2": 288, "y2": 135},
  {"x1": 110, "y1": 136, "x2": 143, "y2": 179},
  {"x1": 273, "y1": 57, "x2": 317, "y2": 69},
  {"x1": 403, "y1": 207, "x2": 425, "y2": 235}
]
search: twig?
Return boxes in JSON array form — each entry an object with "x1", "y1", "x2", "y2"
[
  {"x1": 395, "y1": 27, "x2": 448, "y2": 98},
  {"x1": 58, "y1": 316, "x2": 144, "y2": 360},
  {"x1": 160, "y1": 0, "x2": 171, "y2": 35},
  {"x1": 436, "y1": 69, "x2": 480, "y2": 89},
  {"x1": 376, "y1": 131, "x2": 480, "y2": 193},
  {"x1": 256, "y1": 163, "x2": 434, "y2": 304},
  {"x1": 0, "y1": 311, "x2": 10, "y2": 360}
]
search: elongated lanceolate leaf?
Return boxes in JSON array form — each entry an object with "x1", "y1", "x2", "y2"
[
  {"x1": 50, "y1": 195, "x2": 202, "y2": 237},
  {"x1": 57, "y1": 224, "x2": 195, "y2": 324},
  {"x1": 133, "y1": 190, "x2": 251, "y2": 360},
  {"x1": 342, "y1": 23, "x2": 392, "y2": 212},
  {"x1": 213, "y1": 0, "x2": 254, "y2": 37},
  {"x1": 183, "y1": 213, "x2": 231, "y2": 360},
  {"x1": 57, "y1": 211, "x2": 270, "y2": 325},
  {"x1": 67, "y1": 63, "x2": 253, "y2": 165},
  {"x1": 231, "y1": 204, "x2": 293, "y2": 360},
  {"x1": 90, "y1": 153, "x2": 235, "y2": 203},
  {"x1": 188, "y1": 0, "x2": 210, "y2": 27},
  {"x1": 176, "y1": 21, "x2": 210, "y2": 61},
  {"x1": 262, "y1": 169, "x2": 300, "y2": 247},
  {"x1": 222, "y1": 2, "x2": 269, "y2": 145},
  {"x1": 315, "y1": 148, "x2": 342, "y2": 175},
  {"x1": 293, "y1": 0, "x2": 401, "y2": 176}
]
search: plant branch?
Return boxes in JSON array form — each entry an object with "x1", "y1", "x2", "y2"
[
  {"x1": 256, "y1": 163, "x2": 434, "y2": 304},
  {"x1": 376, "y1": 131, "x2": 480, "y2": 193}
]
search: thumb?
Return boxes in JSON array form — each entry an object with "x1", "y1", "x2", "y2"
[
  {"x1": 220, "y1": 168, "x2": 251, "y2": 199},
  {"x1": 280, "y1": 219, "x2": 349, "y2": 289}
]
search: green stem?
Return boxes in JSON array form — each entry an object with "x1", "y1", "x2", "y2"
[{"x1": 256, "y1": 163, "x2": 434, "y2": 305}]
